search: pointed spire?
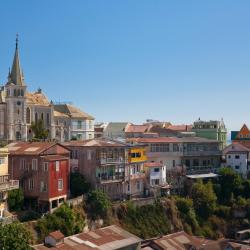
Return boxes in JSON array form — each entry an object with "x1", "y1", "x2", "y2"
[{"x1": 7, "y1": 34, "x2": 25, "y2": 86}]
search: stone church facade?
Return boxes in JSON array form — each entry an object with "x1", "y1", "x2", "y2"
[{"x1": 0, "y1": 38, "x2": 94, "y2": 142}]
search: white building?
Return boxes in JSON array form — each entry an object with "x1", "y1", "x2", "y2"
[
  {"x1": 144, "y1": 162, "x2": 167, "y2": 186},
  {"x1": 223, "y1": 143, "x2": 250, "y2": 178}
]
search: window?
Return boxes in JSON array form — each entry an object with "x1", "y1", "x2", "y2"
[
  {"x1": 20, "y1": 159, "x2": 26, "y2": 169},
  {"x1": 89, "y1": 133, "x2": 92, "y2": 139},
  {"x1": 28, "y1": 179, "x2": 34, "y2": 190},
  {"x1": 87, "y1": 150, "x2": 92, "y2": 160},
  {"x1": 0, "y1": 158, "x2": 5, "y2": 164},
  {"x1": 43, "y1": 162, "x2": 49, "y2": 171},
  {"x1": 41, "y1": 113, "x2": 44, "y2": 121},
  {"x1": 193, "y1": 159, "x2": 199, "y2": 166},
  {"x1": 235, "y1": 166, "x2": 240, "y2": 170},
  {"x1": 173, "y1": 160, "x2": 175, "y2": 167},
  {"x1": 173, "y1": 144, "x2": 179, "y2": 152},
  {"x1": 26, "y1": 107, "x2": 31, "y2": 124},
  {"x1": 154, "y1": 168, "x2": 160, "y2": 172},
  {"x1": 235, "y1": 155, "x2": 240, "y2": 159},
  {"x1": 136, "y1": 181, "x2": 140, "y2": 191},
  {"x1": 32, "y1": 159, "x2": 38, "y2": 170},
  {"x1": 58, "y1": 179, "x2": 63, "y2": 191},
  {"x1": 35, "y1": 112, "x2": 38, "y2": 123},
  {"x1": 127, "y1": 183, "x2": 130, "y2": 192},
  {"x1": 40, "y1": 181, "x2": 47, "y2": 192},
  {"x1": 136, "y1": 165, "x2": 140, "y2": 172},
  {"x1": 55, "y1": 161, "x2": 60, "y2": 172},
  {"x1": 228, "y1": 155, "x2": 231, "y2": 159},
  {"x1": 77, "y1": 120, "x2": 82, "y2": 129},
  {"x1": 46, "y1": 113, "x2": 50, "y2": 126}
]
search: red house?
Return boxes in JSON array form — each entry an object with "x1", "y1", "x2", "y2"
[{"x1": 8, "y1": 142, "x2": 70, "y2": 212}]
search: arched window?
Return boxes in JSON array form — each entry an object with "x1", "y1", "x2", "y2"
[
  {"x1": 41, "y1": 113, "x2": 44, "y2": 121},
  {"x1": 17, "y1": 89, "x2": 21, "y2": 96},
  {"x1": 14, "y1": 89, "x2": 17, "y2": 96},
  {"x1": 26, "y1": 107, "x2": 31, "y2": 124},
  {"x1": 35, "y1": 112, "x2": 38, "y2": 123},
  {"x1": 46, "y1": 113, "x2": 50, "y2": 126},
  {"x1": 21, "y1": 89, "x2": 24, "y2": 96}
]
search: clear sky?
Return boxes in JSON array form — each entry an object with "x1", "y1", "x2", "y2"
[{"x1": 0, "y1": 1, "x2": 249, "y2": 131}]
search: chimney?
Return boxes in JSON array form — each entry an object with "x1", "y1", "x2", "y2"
[{"x1": 45, "y1": 231, "x2": 64, "y2": 247}]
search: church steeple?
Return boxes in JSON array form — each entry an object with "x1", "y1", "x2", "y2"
[{"x1": 7, "y1": 34, "x2": 25, "y2": 86}]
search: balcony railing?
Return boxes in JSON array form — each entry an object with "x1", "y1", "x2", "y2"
[
  {"x1": 97, "y1": 174, "x2": 124, "y2": 183},
  {"x1": 0, "y1": 180, "x2": 19, "y2": 192},
  {"x1": 183, "y1": 150, "x2": 221, "y2": 156},
  {"x1": 130, "y1": 172, "x2": 146, "y2": 180},
  {"x1": 100, "y1": 158, "x2": 125, "y2": 164}
]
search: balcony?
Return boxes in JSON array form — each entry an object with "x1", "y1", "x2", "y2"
[
  {"x1": 100, "y1": 158, "x2": 125, "y2": 165},
  {"x1": 183, "y1": 150, "x2": 221, "y2": 157},
  {"x1": 130, "y1": 172, "x2": 146, "y2": 180},
  {"x1": 0, "y1": 180, "x2": 19, "y2": 192},
  {"x1": 97, "y1": 174, "x2": 124, "y2": 184}
]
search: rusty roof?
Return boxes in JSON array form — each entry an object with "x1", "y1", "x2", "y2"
[
  {"x1": 125, "y1": 124, "x2": 149, "y2": 133},
  {"x1": 33, "y1": 225, "x2": 141, "y2": 250},
  {"x1": 7, "y1": 142, "x2": 69, "y2": 155}
]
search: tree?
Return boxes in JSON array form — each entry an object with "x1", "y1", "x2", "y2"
[
  {"x1": 36, "y1": 203, "x2": 85, "y2": 241},
  {"x1": 191, "y1": 180, "x2": 217, "y2": 219},
  {"x1": 70, "y1": 172, "x2": 91, "y2": 197},
  {"x1": 218, "y1": 167, "x2": 243, "y2": 203},
  {"x1": 0, "y1": 222, "x2": 32, "y2": 250},
  {"x1": 87, "y1": 190, "x2": 111, "y2": 219},
  {"x1": 30, "y1": 119, "x2": 49, "y2": 140},
  {"x1": 8, "y1": 188, "x2": 24, "y2": 211}
]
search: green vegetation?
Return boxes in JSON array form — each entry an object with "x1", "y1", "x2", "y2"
[
  {"x1": 30, "y1": 119, "x2": 49, "y2": 140},
  {"x1": 117, "y1": 201, "x2": 171, "y2": 239},
  {"x1": 36, "y1": 203, "x2": 85, "y2": 242},
  {"x1": 87, "y1": 190, "x2": 111, "y2": 220},
  {"x1": 70, "y1": 172, "x2": 91, "y2": 197},
  {"x1": 191, "y1": 180, "x2": 217, "y2": 219},
  {"x1": 8, "y1": 188, "x2": 24, "y2": 211},
  {"x1": 0, "y1": 222, "x2": 32, "y2": 250}
]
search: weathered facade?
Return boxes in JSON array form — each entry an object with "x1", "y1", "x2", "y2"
[{"x1": 8, "y1": 142, "x2": 70, "y2": 212}]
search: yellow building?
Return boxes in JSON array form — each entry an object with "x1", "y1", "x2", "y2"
[
  {"x1": 125, "y1": 146, "x2": 147, "y2": 198},
  {"x1": 0, "y1": 147, "x2": 19, "y2": 222}
]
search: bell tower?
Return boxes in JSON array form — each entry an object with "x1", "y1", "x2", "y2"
[{"x1": 5, "y1": 35, "x2": 27, "y2": 141}]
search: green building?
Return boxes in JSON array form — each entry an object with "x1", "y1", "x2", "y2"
[{"x1": 192, "y1": 119, "x2": 227, "y2": 149}]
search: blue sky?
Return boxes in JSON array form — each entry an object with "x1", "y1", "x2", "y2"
[{"x1": 0, "y1": 1, "x2": 249, "y2": 131}]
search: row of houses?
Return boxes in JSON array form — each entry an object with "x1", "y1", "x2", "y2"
[
  {"x1": 33, "y1": 226, "x2": 250, "y2": 250},
  {"x1": 0, "y1": 132, "x2": 223, "y2": 217}
]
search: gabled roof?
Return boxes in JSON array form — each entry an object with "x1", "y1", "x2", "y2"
[
  {"x1": 236, "y1": 124, "x2": 250, "y2": 138},
  {"x1": 54, "y1": 104, "x2": 94, "y2": 120},
  {"x1": 223, "y1": 142, "x2": 250, "y2": 154}
]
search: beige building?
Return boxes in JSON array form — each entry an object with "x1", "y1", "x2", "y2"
[
  {"x1": 0, "y1": 147, "x2": 19, "y2": 222},
  {"x1": 0, "y1": 37, "x2": 94, "y2": 142}
]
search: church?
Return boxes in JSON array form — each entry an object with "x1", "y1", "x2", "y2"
[{"x1": 0, "y1": 37, "x2": 95, "y2": 142}]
